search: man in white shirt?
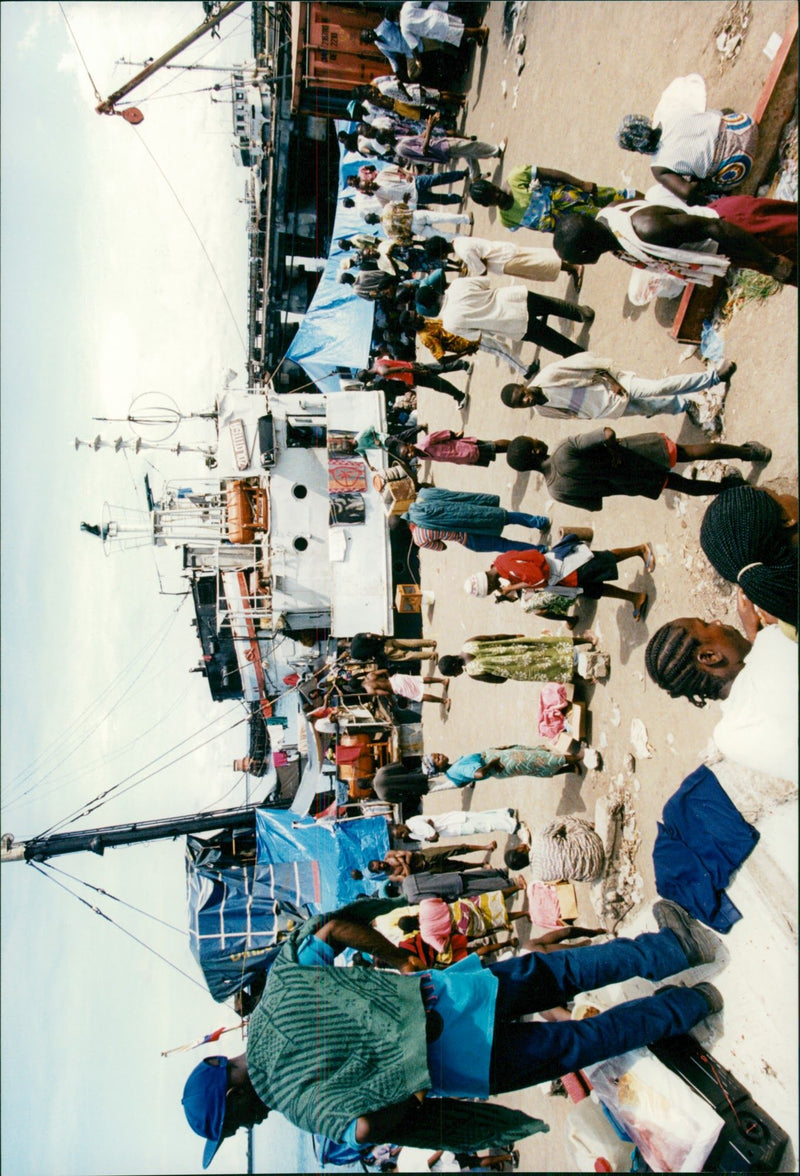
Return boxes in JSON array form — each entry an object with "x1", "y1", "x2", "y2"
[
  {"x1": 438, "y1": 275, "x2": 593, "y2": 359},
  {"x1": 452, "y1": 235, "x2": 583, "y2": 286},
  {"x1": 500, "y1": 353, "x2": 736, "y2": 420}
]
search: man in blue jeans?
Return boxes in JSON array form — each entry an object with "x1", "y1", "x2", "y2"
[
  {"x1": 403, "y1": 487, "x2": 549, "y2": 554},
  {"x1": 182, "y1": 898, "x2": 722, "y2": 1165}
]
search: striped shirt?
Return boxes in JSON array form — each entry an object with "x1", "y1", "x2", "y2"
[{"x1": 410, "y1": 523, "x2": 467, "y2": 550}]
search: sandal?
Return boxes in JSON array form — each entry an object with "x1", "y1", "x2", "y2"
[
  {"x1": 632, "y1": 595, "x2": 648, "y2": 623},
  {"x1": 642, "y1": 541, "x2": 656, "y2": 573},
  {"x1": 742, "y1": 440, "x2": 772, "y2": 464},
  {"x1": 571, "y1": 264, "x2": 585, "y2": 294}
]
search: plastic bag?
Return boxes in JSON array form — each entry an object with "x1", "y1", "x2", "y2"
[
  {"x1": 627, "y1": 268, "x2": 685, "y2": 305},
  {"x1": 566, "y1": 1095, "x2": 635, "y2": 1173},
  {"x1": 585, "y1": 1047, "x2": 724, "y2": 1172}
]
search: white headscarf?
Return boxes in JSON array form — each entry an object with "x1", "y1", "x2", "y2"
[{"x1": 464, "y1": 572, "x2": 490, "y2": 597}]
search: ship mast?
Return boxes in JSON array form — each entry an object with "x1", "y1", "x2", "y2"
[
  {"x1": 1, "y1": 804, "x2": 260, "y2": 863},
  {"x1": 95, "y1": 1, "x2": 246, "y2": 117}
]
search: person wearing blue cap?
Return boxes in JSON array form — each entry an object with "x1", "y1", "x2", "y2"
[
  {"x1": 183, "y1": 900, "x2": 723, "y2": 1164},
  {"x1": 182, "y1": 1054, "x2": 268, "y2": 1169}
]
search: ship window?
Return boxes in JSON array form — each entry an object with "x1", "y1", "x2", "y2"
[
  {"x1": 286, "y1": 422, "x2": 327, "y2": 448},
  {"x1": 292, "y1": 484, "x2": 308, "y2": 500},
  {"x1": 293, "y1": 536, "x2": 309, "y2": 552}
]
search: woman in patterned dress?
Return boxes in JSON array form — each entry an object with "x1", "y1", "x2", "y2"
[{"x1": 437, "y1": 633, "x2": 599, "y2": 684}]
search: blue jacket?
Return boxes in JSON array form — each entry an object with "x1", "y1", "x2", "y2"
[{"x1": 653, "y1": 764, "x2": 759, "y2": 932}]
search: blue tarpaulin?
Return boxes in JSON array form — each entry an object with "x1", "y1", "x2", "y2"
[
  {"x1": 286, "y1": 129, "x2": 391, "y2": 393},
  {"x1": 255, "y1": 807, "x2": 390, "y2": 909},
  {"x1": 185, "y1": 834, "x2": 316, "y2": 1002}
]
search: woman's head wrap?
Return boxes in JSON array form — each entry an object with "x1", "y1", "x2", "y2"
[
  {"x1": 421, "y1": 755, "x2": 438, "y2": 776},
  {"x1": 464, "y1": 572, "x2": 490, "y2": 597},
  {"x1": 616, "y1": 114, "x2": 662, "y2": 154},
  {"x1": 700, "y1": 486, "x2": 798, "y2": 625},
  {"x1": 418, "y1": 897, "x2": 453, "y2": 952}
]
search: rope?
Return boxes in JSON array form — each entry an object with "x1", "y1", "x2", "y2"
[
  {"x1": 131, "y1": 13, "x2": 250, "y2": 107},
  {"x1": 42, "y1": 861, "x2": 188, "y2": 935},
  {"x1": 530, "y1": 817, "x2": 605, "y2": 882},
  {"x1": 57, "y1": 2, "x2": 102, "y2": 103},
  {"x1": 31, "y1": 862, "x2": 224, "y2": 1003},
  {"x1": 36, "y1": 704, "x2": 249, "y2": 838},
  {"x1": 34, "y1": 656, "x2": 347, "y2": 839},
  {"x1": 131, "y1": 128, "x2": 246, "y2": 351}
]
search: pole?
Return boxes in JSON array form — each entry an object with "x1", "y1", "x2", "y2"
[
  {"x1": 1, "y1": 804, "x2": 260, "y2": 863},
  {"x1": 96, "y1": 1, "x2": 246, "y2": 115}
]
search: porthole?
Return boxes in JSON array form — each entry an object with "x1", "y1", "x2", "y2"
[
  {"x1": 292, "y1": 483, "x2": 308, "y2": 500},
  {"x1": 293, "y1": 536, "x2": 309, "y2": 552}
]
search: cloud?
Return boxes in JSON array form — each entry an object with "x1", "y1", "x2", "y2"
[{"x1": 16, "y1": 12, "x2": 42, "y2": 56}]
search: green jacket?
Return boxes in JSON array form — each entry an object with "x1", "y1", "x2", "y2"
[{"x1": 246, "y1": 910, "x2": 548, "y2": 1149}]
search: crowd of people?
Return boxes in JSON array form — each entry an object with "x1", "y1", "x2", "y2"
[{"x1": 181, "y1": 9, "x2": 797, "y2": 1172}]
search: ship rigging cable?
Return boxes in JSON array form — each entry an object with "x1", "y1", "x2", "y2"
[
  {"x1": 55, "y1": 4, "x2": 246, "y2": 351},
  {"x1": 57, "y1": 2, "x2": 103, "y2": 104},
  {"x1": 31, "y1": 861, "x2": 233, "y2": 1005},
  {"x1": 131, "y1": 127, "x2": 247, "y2": 351},
  {"x1": 123, "y1": 12, "x2": 250, "y2": 107},
  {"x1": 35, "y1": 703, "x2": 250, "y2": 840},
  {"x1": 35, "y1": 656, "x2": 352, "y2": 840},
  {"x1": 6, "y1": 680, "x2": 196, "y2": 821},
  {"x1": 1, "y1": 601, "x2": 186, "y2": 811},
  {"x1": 42, "y1": 860, "x2": 189, "y2": 937}
]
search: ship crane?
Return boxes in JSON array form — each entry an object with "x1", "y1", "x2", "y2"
[{"x1": 95, "y1": 1, "x2": 246, "y2": 122}]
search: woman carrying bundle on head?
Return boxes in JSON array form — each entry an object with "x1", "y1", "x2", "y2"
[
  {"x1": 617, "y1": 74, "x2": 759, "y2": 205},
  {"x1": 464, "y1": 538, "x2": 655, "y2": 623}
]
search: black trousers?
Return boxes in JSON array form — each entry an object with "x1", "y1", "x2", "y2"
[{"x1": 524, "y1": 291, "x2": 586, "y2": 357}]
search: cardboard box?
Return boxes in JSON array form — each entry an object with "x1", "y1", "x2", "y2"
[{"x1": 550, "y1": 700, "x2": 586, "y2": 754}]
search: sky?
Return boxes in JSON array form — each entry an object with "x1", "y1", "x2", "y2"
[{"x1": 0, "y1": 3, "x2": 316, "y2": 1172}]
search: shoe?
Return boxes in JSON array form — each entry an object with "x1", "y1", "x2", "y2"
[
  {"x1": 653, "y1": 899, "x2": 719, "y2": 966},
  {"x1": 715, "y1": 359, "x2": 737, "y2": 384},
  {"x1": 457, "y1": 389, "x2": 470, "y2": 413},
  {"x1": 496, "y1": 136, "x2": 508, "y2": 158},
  {"x1": 693, "y1": 981, "x2": 724, "y2": 1015},
  {"x1": 720, "y1": 471, "x2": 746, "y2": 490},
  {"x1": 516, "y1": 819, "x2": 532, "y2": 845},
  {"x1": 578, "y1": 304, "x2": 595, "y2": 323},
  {"x1": 741, "y1": 440, "x2": 772, "y2": 463},
  {"x1": 524, "y1": 359, "x2": 540, "y2": 381},
  {"x1": 632, "y1": 594, "x2": 648, "y2": 623},
  {"x1": 582, "y1": 747, "x2": 602, "y2": 770}
]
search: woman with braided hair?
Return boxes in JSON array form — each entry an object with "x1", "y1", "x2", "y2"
[
  {"x1": 645, "y1": 615, "x2": 797, "y2": 783},
  {"x1": 699, "y1": 485, "x2": 798, "y2": 633},
  {"x1": 644, "y1": 618, "x2": 749, "y2": 707}
]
